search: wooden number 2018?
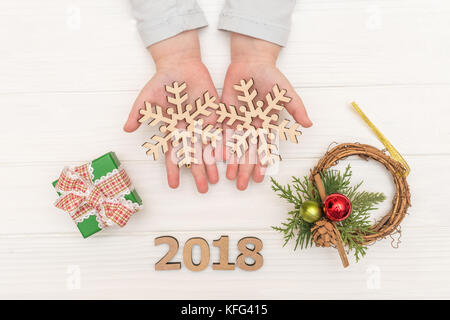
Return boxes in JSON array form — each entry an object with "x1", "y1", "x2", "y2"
[{"x1": 155, "y1": 236, "x2": 263, "y2": 272}]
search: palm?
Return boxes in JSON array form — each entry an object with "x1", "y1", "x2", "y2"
[
  {"x1": 221, "y1": 62, "x2": 312, "y2": 190},
  {"x1": 124, "y1": 61, "x2": 219, "y2": 193}
]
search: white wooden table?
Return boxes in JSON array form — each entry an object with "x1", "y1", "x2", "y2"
[{"x1": 1, "y1": 0, "x2": 449, "y2": 299}]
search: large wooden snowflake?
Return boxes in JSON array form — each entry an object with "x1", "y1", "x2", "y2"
[
  {"x1": 138, "y1": 79, "x2": 302, "y2": 167},
  {"x1": 138, "y1": 82, "x2": 221, "y2": 168}
]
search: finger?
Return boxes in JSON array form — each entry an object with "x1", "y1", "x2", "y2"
[
  {"x1": 165, "y1": 145, "x2": 180, "y2": 189},
  {"x1": 203, "y1": 145, "x2": 219, "y2": 184},
  {"x1": 253, "y1": 157, "x2": 267, "y2": 183},
  {"x1": 237, "y1": 150, "x2": 255, "y2": 191},
  {"x1": 283, "y1": 83, "x2": 313, "y2": 128},
  {"x1": 205, "y1": 162, "x2": 219, "y2": 184},
  {"x1": 224, "y1": 125, "x2": 239, "y2": 180},
  {"x1": 222, "y1": 125, "x2": 232, "y2": 163},
  {"x1": 226, "y1": 156, "x2": 239, "y2": 181},
  {"x1": 237, "y1": 163, "x2": 254, "y2": 191},
  {"x1": 199, "y1": 106, "x2": 220, "y2": 184},
  {"x1": 191, "y1": 162, "x2": 209, "y2": 194},
  {"x1": 221, "y1": 71, "x2": 249, "y2": 181},
  {"x1": 124, "y1": 90, "x2": 147, "y2": 133},
  {"x1": 213, "y1": 135, "x2": 224, "y2": 163}
]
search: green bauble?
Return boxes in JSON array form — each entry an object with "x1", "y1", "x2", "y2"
[{"x1": 300, "y1": 200, "x2": 322, "y2": 223}]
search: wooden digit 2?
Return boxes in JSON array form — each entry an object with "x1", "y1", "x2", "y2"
[{"x1": 154, "y1": 236, "x2": 181, "y2": 271}]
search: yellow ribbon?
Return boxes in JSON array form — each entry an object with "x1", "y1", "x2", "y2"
[{"x1": 351, "y1": 101, "x2": 410, "y2": 177}]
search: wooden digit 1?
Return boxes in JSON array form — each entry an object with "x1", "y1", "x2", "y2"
[
  {"x1": 154, "y1": 236, "x2": 181, "y2": 271},
  {"x1": 236, "y1": 237, "x2": 264, "y2": 271},
  {"x1": 212, "y1": 236, "x2": 235, "y2": 270},
  {"x1": 183, "y1": 237, "x2": 210, "y2": 272}
]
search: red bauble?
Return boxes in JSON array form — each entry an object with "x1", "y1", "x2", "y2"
[{"x1": 323, "y1": 193, "x2": 352, "y2": 222}]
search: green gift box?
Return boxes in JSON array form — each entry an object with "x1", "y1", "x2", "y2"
[{"x1": 53, "y1": 152, "x2": 142, "y2": 238}]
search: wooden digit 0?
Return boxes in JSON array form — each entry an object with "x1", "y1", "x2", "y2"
[
  {"x1": 236, "y1": 237, "x2": 264, "y2": 271},
  {"x1": 183, "y1": 237, "x2": 210, "y2": 272},
  {"x1": 154, "y1": 236, "x2": 181, "y2": 271}
]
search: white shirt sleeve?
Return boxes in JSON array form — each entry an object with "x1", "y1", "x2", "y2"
[
  {"x1": 130, "y1": 0, "x2": 208, "y2": 47},
  {"x1": 218, "y1": 0, "x2": 296, "y2": 46}
]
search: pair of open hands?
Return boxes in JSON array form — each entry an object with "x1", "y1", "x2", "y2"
[{"x1": 124, "y1": 31, "x2": 312, "y2": 193}]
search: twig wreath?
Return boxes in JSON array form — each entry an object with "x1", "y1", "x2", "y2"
[
  {"x1": 311, "y1": 143, "x2": 411, "y2": 246},
  {"x1": 272, "y1": 103, "x2": 411, "y2": 268}
]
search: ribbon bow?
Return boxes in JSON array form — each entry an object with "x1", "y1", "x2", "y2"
[{"x1": 54, "y1": 163, "x2": 138, "y2": 228}]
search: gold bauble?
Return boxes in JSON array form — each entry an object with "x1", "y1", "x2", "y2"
[{"x1": 300, "y1": 200, "x2": 322, "y2": 223}]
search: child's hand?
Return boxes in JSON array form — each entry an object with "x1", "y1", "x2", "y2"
[
  {"x1": 124, "y1": 30, "x2": 219, "y2": 193},
  {"x1": 222, "y1": 33, "x2": 313, "y2": 190}
]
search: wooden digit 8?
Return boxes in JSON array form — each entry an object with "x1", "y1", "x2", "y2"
[{"x1": 236, "y1": 237, "x2": 263, "y2": 271}]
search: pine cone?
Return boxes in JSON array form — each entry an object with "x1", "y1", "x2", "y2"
[{"x1": 311, "y1": 219, "x2": 337, "y2": 247}]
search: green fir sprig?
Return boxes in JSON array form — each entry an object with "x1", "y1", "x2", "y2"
[{"x1": 271, "y1": 164, "x2": 386, "y2": 262}]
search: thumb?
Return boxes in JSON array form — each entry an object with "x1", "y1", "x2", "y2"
[
  {"x1": 123, "y1": 92, "x2": 147, "y2": 133},
  {"x1": 284, "y1": 85, "x2": 313, "y2": 128}
]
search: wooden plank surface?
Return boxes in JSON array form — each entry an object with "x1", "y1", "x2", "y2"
[
  {"x1": 1, "y1": 229, "x2": 449, "y2": 299},
  {"x1": 0, "y1": 0, "x2": 449, "y2": 94},
  {"x1": 1, "y1": 0, "x2": 449, "y2": 299}
]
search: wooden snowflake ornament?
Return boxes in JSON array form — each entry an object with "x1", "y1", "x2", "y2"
[
  {"x1": 138, "y1": 79, "x2": 302, "y2": 167},
  {"x1": 216, "y1": 78, "x2": 302, "y2": 165},
  {"x1": 138, "y1": 82, "x2": 222, "y2": 168}
]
